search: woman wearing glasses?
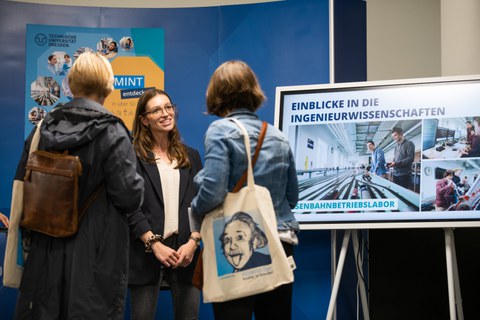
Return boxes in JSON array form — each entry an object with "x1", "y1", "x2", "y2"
[{"x1": 128, "y1": 89, "x2": 203, "y2": 320}]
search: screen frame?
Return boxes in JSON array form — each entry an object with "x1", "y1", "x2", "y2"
[
  {"x1": 422, "y1": 118, "x2": 438, "y2": 150},
  {"x1": 454, "y1": 130, "x2": 461, "y2": 140},
  {"x1": 275, "y1": 74, "x2": 480, "y2": 230}
]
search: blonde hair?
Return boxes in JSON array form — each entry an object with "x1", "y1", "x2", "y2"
[
  {"x1": 206, "y1": 60, "x2": 266, "y2": 117},
  {"x1": 68, "y1": 52, "x2": 114, "y2": 99}
]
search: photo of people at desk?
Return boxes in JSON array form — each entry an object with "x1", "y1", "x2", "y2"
[
  {"x1": 421, "y1": 159, "x2": 480, "y2": 211},
  {"x1": 422, "y1": 117, "x2": 480, "y2": 160}
]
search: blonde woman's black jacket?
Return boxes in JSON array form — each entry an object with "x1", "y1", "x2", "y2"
[{"x1": 14, "y1": 98, "x2": 144, "y2": 320}]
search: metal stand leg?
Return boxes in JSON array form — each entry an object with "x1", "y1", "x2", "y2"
[
  {"x1": 327, "y1": 230, "x2": 370, "y2": 320},
  {"x1": 352, "y1": 230, "x2": 370, "y2": 320},
  {"x1": 331, "y1": 230, "x2": 338, "y2": 320},
  {"x1": 327, "y1": 230, "x2": 351, "y2": 320},
  {"x1": 444, "y1": 228, "x2": 464, "y2": 320}
]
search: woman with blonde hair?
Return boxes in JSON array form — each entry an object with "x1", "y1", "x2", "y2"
[{"x1": 13, "y1": 52, "x2": 144, "y2": 319}]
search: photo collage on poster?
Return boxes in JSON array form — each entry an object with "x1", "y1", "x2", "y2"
[
  {"x1": 25, "y1": 25, "x2": 164, "y2": 136},
  {"x1": 420, "y1": 117, "x2": 480, "y2": 212},
  {"x1": 28, "y1": 34, "x2": 135, "y2": 126}
]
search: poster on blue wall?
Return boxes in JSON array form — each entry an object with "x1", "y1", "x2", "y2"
[{"x1": 25, "y1": 24, "x2": 164, "y2": 136}]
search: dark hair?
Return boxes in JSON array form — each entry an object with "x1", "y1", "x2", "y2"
[
  {"x1": 132, "y1": 89, "x2": 191, "y2": 169},
  {"x1": 391, "y1": 127, "x2": 404, "y2": 135},
  {"x1": 206, "y1": 60, "x2": 266, "y2": 117},
  {"x1": 444, "y1": 169, "x2": 454, "y2": 178},
  {"x1": 48, "y1": 54, "x2": 55, "y2": 61},
  {"x1": 110, "y1": 41, "x2": 118, "y2": 53},
  {"x1": 366, "y1": 140, "x2": 375, "y2": 146}
]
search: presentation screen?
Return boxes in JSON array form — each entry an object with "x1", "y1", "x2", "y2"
[{"x1": 274, "y1": 75, "x2": 480, "y2": 229}]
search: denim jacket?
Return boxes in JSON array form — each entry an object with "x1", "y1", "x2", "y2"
[
  {"x1": 191, "y1": 109, "x2": 299, "y2": 232},
  {"x1": 370, "y1": 147, "x2": 387, "y2": 176}
]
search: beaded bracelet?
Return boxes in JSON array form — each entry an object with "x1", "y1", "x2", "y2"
[{"x1": 144, "y1": 234, "x2": 164, "y2": 253}]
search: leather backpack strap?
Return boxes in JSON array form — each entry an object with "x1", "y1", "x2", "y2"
[
  {"x1": 233, "y1": 121, "x2": 268, "y2": 193},
  {"x1": 79, "y1": 184, "x2": 104, "y2": 218}
]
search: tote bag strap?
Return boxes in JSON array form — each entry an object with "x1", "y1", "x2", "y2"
[
  {"x1": 232, "y1": 121, "x2": 268, "y2": 192},
  {"x1": 229, "y1": 118, "x2": 267, "y2": 190},
  {"x1": 29, "y1": 119, "x2": 44, "y2": 155}
]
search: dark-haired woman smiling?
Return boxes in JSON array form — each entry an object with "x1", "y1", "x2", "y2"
[{"x1": 128, "y1": 89, "x2": 203, "y2": 320}]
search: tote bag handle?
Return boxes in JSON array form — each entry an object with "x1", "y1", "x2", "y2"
[
  {"x1": 232, "y1": 120, "x2": 268, "y2": 192},
  {"x1": 29, "y1": 119, "x2": 43, "y2": 155}
]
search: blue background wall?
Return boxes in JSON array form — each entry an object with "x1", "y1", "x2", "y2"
[
  {"x1": 0, "y1": 0, "x2": 330, "y2": 207},
  {"x1": 0, "y1": 0, "x2": 366, "y2": 318}
]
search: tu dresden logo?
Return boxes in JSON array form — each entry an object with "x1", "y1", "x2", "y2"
[{"x1": 35, "y1": 33, "x2": 48, "y2": 46}]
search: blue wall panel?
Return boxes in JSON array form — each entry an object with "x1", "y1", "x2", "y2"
[{"x1": 0, "y1": 0, "x2": 339, "y2": 318}]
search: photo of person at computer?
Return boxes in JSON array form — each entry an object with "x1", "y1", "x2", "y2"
[
  {"x1": 459, "y1": 117, "x2": 480, "y2": 158},
  {"x1": 421, "y1": 159, "x2": 480, "y2": 211},
  {"x1": 422, "y1": 117, "x2": 480, "y2": 160}
]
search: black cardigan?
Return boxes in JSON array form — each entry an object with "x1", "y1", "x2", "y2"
[{"x1": 128, "y1": 147, "x2": 203, "y2": 286}]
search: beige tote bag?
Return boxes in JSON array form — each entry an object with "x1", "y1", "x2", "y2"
[
  {"x1": 200, "y1": 118, "x2": 295, "y2": 303},
  {"x1": 3, "y1": 120, "x2": 42, "y2": 288}
]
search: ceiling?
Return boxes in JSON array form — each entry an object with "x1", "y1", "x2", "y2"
[
  {"x1": 331, "y1": 119, "x2": 423, "y2": 157},
  {"x1": 6, "y1": 0, "x2": 281, "y2": 8}
]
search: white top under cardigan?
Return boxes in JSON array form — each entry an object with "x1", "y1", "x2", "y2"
[{"x1": 156, "y1": 158, "x2": 180, "y2": 239}]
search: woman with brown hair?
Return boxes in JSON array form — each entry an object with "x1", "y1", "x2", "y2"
[
  {"x1": 191, "y1": 60, "x2": 299, "y2": 320},
  {"x1": 128, "y1": 89, "x2": 203, "y2": 320}
]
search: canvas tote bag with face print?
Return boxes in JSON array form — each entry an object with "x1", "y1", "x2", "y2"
[{"x1": 199, "y1": 118, "x2": 295, "y2": 303}]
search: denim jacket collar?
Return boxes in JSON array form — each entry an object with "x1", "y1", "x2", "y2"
[{"x1": 226, "y1": 109, "x2": 259, "y2": 119}]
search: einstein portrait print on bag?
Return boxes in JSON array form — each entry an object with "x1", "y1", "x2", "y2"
[{"x1": 214, "y1": 211, "x2": 272, "y2": 276}]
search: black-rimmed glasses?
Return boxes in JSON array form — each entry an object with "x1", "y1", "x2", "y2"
[{"x1": 142, "y1": 104, "x2": 176, "y2": 117}]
